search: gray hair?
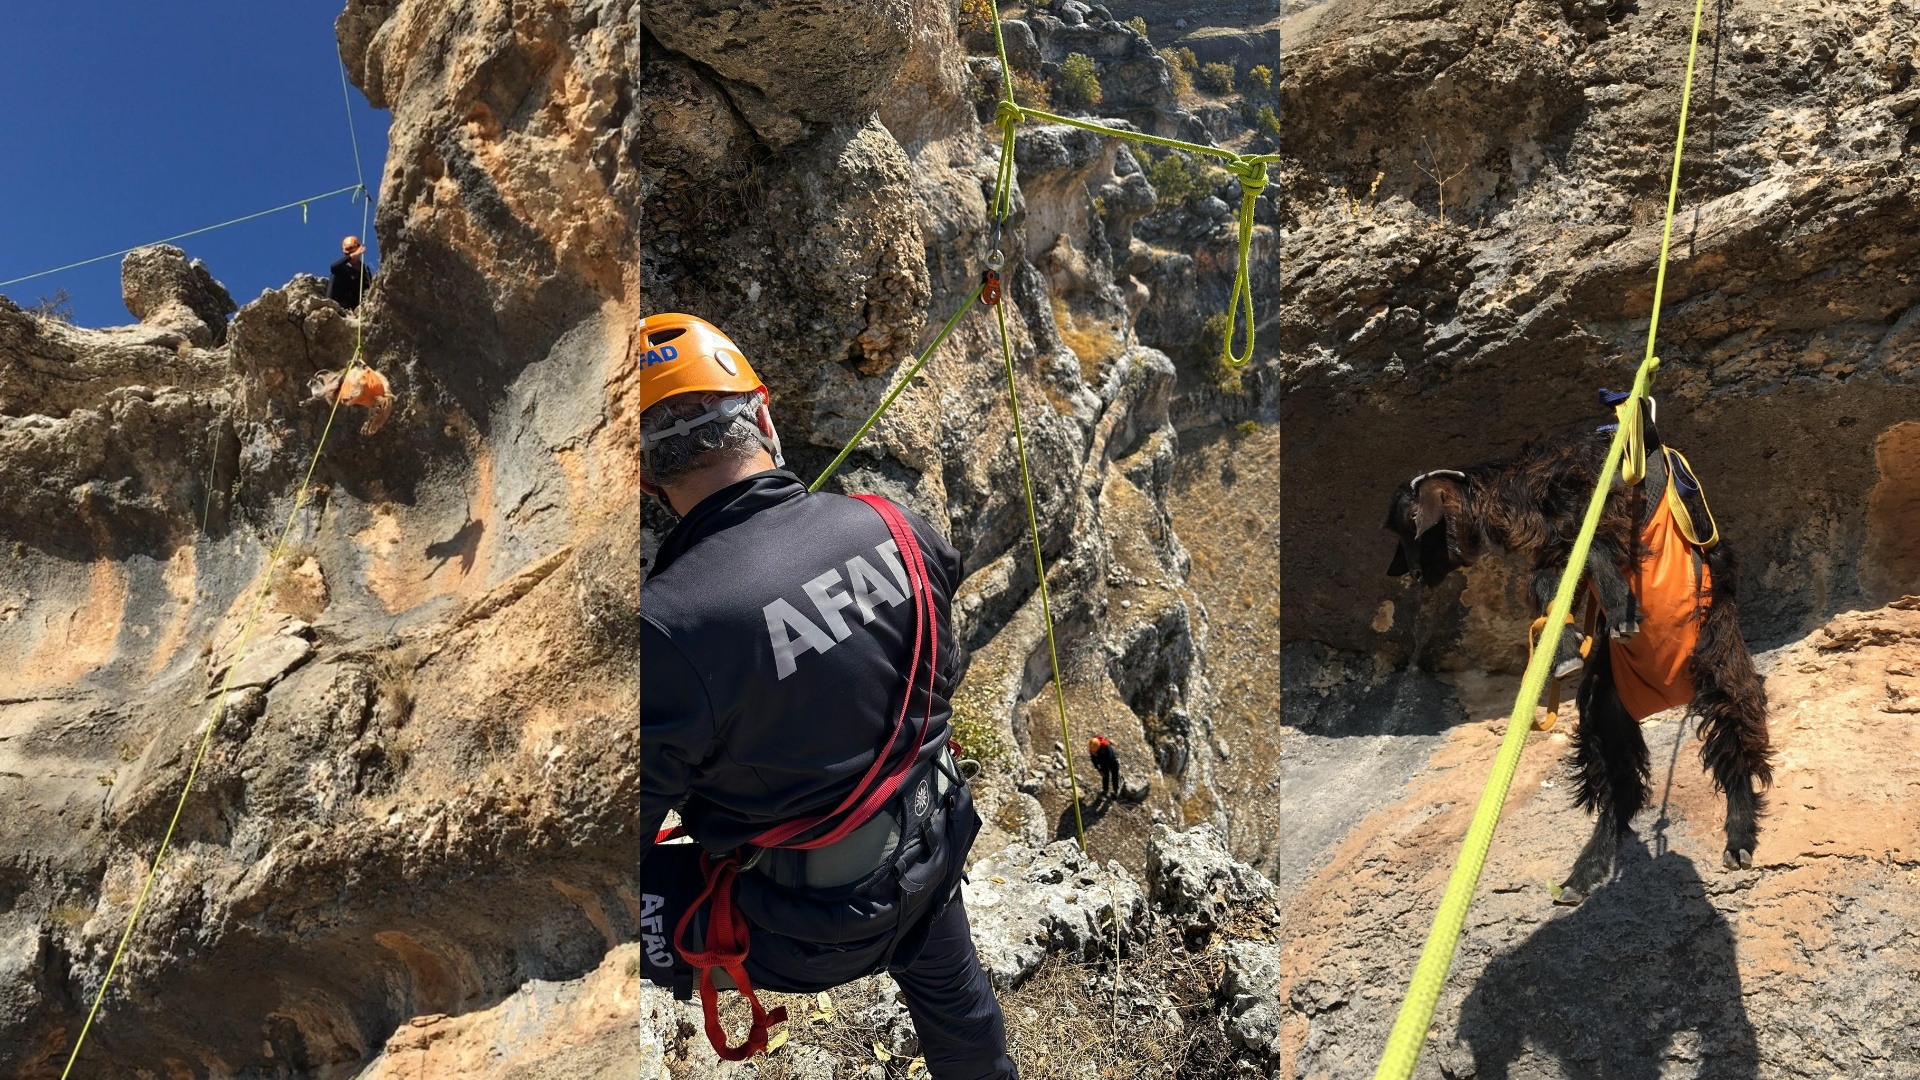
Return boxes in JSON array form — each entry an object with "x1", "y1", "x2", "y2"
[{"x1": 639, "y1": 391, "x2": 781, "y2": 488}]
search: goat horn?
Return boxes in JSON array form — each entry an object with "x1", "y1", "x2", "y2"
[{"x1": 1409, "y1": 469, "x2": 1468, "y2": 490}]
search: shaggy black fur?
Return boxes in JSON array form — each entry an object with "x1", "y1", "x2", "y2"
[{"x1": 1383, "y1": 421, "x2": 1773, "y2": 903}]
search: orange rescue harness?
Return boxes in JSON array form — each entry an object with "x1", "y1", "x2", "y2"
[{"x1": 1529, "y1": 445, "x2": 1721, "y2": 725}]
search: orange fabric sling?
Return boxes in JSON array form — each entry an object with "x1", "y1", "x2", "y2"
[{"x1": 1605, "y1": 460, "x2": 1711, "y2": 721}]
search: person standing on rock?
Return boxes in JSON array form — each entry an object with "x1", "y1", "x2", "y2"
[
  {"x1": 328, "y1": 235, "x2": 373, "y2": 311},
  {"x1": 1089, "y1": 735, "x2": 1121, "y2": 800},
  {"x1": 640, "y1": 313, "x2": 1017, "y2": 1079}
]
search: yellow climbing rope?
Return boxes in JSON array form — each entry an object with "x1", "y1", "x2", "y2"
[
  {"x1": 1371, "y1": 2, "x2": 1709, "y2": 1077},
  {"x1": 59, "y1": 59, "x2": 379, "y2": 1080}
]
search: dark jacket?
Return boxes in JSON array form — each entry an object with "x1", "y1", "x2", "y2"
[
  {"x1": 641, "y1": 471, "x2": 970, "y2": 988},
  {"x1": 328, "y1": 255, "x2": 372, "y2": 310}
]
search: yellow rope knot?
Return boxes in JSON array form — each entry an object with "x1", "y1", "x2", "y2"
[
  {"x1": 1224, "y1": 155, "x2": 1270, "y2": 195},
  {"x1": 993, "y1": 97, "x2": 1026, "y2": 133}
]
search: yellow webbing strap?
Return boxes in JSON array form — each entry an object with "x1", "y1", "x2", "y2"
[
  {"x1": 1617, "y1": 392, "x2": 1650, "y2": 487},
  {"x1": 1372, "y1": 1, "x2": 1708, "y2": 1075},
  {"x1": 1663, "y1": 447, "x2": 1720, "y2": 549}
]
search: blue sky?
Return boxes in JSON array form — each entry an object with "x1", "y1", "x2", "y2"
[{"x1": 0, "y1": 3, "x2": 389, "y2": 327}]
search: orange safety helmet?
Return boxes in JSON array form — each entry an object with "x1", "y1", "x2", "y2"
[
  {"x1": 640, "y1": 312, "x2": 765, "y2": 414},
  {"x1": 1088, "y1": 736, "x2": 1110, "y2": 757}
]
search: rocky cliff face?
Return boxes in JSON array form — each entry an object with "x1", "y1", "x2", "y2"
[
  {"x1": 0, "y1": 1, "x2": 638, "y2": 1074},
  {"x1": 642, "y1": 825, "x2": 1286, "y2": 1080},
  {"x1": 640, "y1": 0, "x2": 1280, "y2": 884},
  {"x1": 1280, "y1": 0, "x2": 1920, "y2": 671}
]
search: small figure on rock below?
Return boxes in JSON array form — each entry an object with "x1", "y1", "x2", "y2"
[
  {"x1": 328, "y1": 235, "x2": 374, "y2": 311},
  {"x1": 1089, "y1": 734, "x2": 1121, "y2": 799},
  {"x1": 307, "y1": 365, "x2": 393, "y2": 435}
]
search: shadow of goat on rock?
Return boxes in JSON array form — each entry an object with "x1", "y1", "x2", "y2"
[{"x1": 1383, "y1": 422, "x2": 1772, "y2": 903}]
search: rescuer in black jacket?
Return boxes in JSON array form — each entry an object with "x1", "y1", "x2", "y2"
[
  {"x1": 328, "y1": 235, "x2": 373, "y2": 311},
  {"x1": 640, "y1": 314, "x2": 1015, "y2": 1079}
]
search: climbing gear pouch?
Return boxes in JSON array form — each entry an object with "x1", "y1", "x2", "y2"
[{"x1": 753, "y1": 746, "x2": 964, "y2": 892}]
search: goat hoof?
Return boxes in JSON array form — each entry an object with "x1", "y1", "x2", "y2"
[
  {"x1": 1609, "y1": 620, "x2": 1641, "y2": 641},
  {"x1": 1721, "y1": 848, "x2": 1753, "y2": 870},
  {"x1": 1552, "y1": 882, "x2": 1586, "y2": 907},
  {"x1": 1552, "y1": 657, "x2": 1584, "y2": 680},
  {"x1": 1739, "y1": 848, "x2": 1753, "y2": 869}
]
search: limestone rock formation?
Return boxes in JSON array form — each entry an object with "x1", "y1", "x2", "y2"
[
  {"x1": 1273, "y1": 1, "x2": 1920, "y2": 1075},
  {"x1": 120, "y1": 244, "x2": 238, "y2": 348},
  {"x1": 641, "y1": 824, "x2": 1283, "y2": 1079},
  {"x1": 0, "y1": 1, "x2": 639, "y2": 1074},
  {"x1": 1278, "y1": 0, "x2": 1920, "y2": 671}
]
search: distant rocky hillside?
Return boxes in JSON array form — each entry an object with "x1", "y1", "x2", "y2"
[{"x1": 642, "y1": 0, "x2": 1280, "y2": 890}]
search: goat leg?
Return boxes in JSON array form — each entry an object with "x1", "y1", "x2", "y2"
[
  {"x1": 1529, "y1": 568, "x2": 1589, "y2": 679},
  {"x1": 362, "y1": 393, "x2": 394, "y2": 437},
  {"x1": 1555, "y1": 809, "x2": 1620, "y2": 906},
  {"x1": 1557, "y1": 609, "x2": 1650, "y2": 905},
  {"x1": 1586, "y1": 545, "x2": 1640, "y2": 640}
]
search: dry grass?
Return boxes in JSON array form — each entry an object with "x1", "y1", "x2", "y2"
[
  {"x1": 1051, "y1": 298, "x2": 1127, "y2": 382},
  {"x1": 49, "y1": 902, "x2": 92, "y2": 931},
  {"x1": 267, "y1": 547, "x2": 329, "y2": 622},
  {"x1": 998, "y1": 942, "x2": 1237, "y2": 1080}
]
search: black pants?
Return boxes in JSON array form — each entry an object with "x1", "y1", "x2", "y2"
[
  {"x1": 1094, "y1": 753, "x2": 1120, "y2": 796},
  {"x1": 641, "y1": 844, "x2": 1017, "y2": 1080}
]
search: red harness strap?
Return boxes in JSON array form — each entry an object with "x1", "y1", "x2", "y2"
[{"x1": 662, "y1": 494, "x2": 939, "y2": 1060}]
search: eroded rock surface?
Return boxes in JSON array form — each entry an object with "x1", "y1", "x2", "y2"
[
  {"x1": 641, "y1": 825, "x2": 1283, "y2": 1079},
  {"x1": 1278, "y1": 600, "x2": 1920, "y2": 1078},
  {"x1": 1279, "y1": 0, "x2": 1920, "y2": 673},
  {"x1": 0, "y1": 1, "x2": 639, "y2": 1074}
]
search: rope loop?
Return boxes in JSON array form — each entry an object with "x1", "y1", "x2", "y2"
[{"x1": 1217, "y1": 156, "x2": 1272, "y2": 369}]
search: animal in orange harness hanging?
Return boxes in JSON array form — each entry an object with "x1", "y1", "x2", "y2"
[
  {"x1": 306, "y1": 365, "x2": 393, "y2": 436},
  {"x1": 1383, "y1": 390, "x2": 1772, "y2": 905},
  {"x1": 638, "y1": 314, "x2": 1014, "y2": 1077}
]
